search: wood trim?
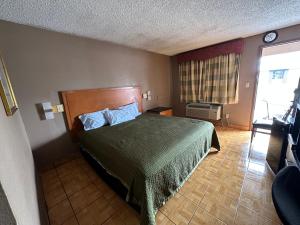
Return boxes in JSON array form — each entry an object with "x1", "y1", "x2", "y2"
[
  {"x1": 228, "y1": 123, "x2": 250, "y2": 131},
  {"x1": 61, "y1": 86, "x2": 142, "y2": 140}
]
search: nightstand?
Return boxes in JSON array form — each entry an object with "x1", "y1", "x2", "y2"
[{"x1": 147, "y1": 107, "x2": 173, "y2": 116}]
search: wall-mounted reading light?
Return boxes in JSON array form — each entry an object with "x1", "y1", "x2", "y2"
[{"x1": 40, "y1": 102, "x2": 64, "y2": 120}]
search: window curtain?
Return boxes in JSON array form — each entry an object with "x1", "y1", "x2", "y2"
[{"x1": 180, "y1": 53, "x2": 241, "y2": 104}]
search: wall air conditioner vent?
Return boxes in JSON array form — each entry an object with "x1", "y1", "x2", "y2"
[{"x1": 186, "y1": 103, "x2": 222, "y2": 121}]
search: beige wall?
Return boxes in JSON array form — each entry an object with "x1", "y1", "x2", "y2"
[
  {"x1": 262, "y1": 40, "x2": 300, "y2": 56},
  {"x1": 0, "y1": 20, "x2": 171, "y2": 167},
  {"x1": 0, "y1": 103, "x2": 40, "y2": 224},
  {"x1": 172, "y1": 24, "x2": 300, "y2": 130}
]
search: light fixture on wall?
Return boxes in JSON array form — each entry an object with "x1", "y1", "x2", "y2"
[
  {"x1": 142, "y1": 91, "x2": 152, "y2": 101},
  {"x1": 39, "y1": 102, "x2": 64, "y2": 120}
]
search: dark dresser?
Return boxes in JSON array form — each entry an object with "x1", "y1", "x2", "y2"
[{"x1": 267, "y1": 105, "x2": 300, "y2": 174}]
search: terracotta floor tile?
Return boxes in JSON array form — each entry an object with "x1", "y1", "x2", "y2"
[
  {"x1": 156, "y1": 211, "x2": 175, "y2": 225},
  {"x1": 193, "y1": 170, "x2": 220, "y2": 187},
  {"x1": 234, "y1": 205, "x2": 281, "y2": 225},
  {"x1": 101, "y1": 214, "x2": 124, "y2": 225},
  {"x1": 160, "y1": 193, "x2": 197, "y2": 225},
  {"x1": 245, "y1": 162, "x2": 274, "y2": 184},
  {"x1": 239, "y1": 177, "x2": 281, "y2": 224},
  {"x1": 93, "y1": 177, "x2": 111, "y2": 194},
  {"x1": 102, "y1": 206, "x2": 140, "y2": 225},
  {"x1": 81, "y1": 164, "x2": 99, "y2": 181},
  {"x1": 76, "y1": 196, "x2": 118, "y2": 225},
  {"x1": 60, "y1": 170, "x2": 91, "y2": 196},
  {"x1": 189, "y1": 207, "x2": 226, "y2": 225},
  {"x1": 44, "y1": 184, "x2": 67, "y2": 208},
  {"x1": 109, "y1": 195, "x2": 129, "y2": 212},
  {"x1": 103, "y1": 187, "x2": 117, "y2": 201},
  {"x1": 225, "y1": 150, "x2": 244, "y2": 161},
  {"x1": 242, "y1": 178, "x2": 271, "y2": 198},
  {"x1": 179, "y1": 178, "x2": 208, "y2": 205},
  {"x1": 56, "y1": 160, "x2": 83, "y2": 178},
  {"x1": 199, "y1": 158, "x2": 223, "y2": 174},
  {"x1": 42, "y1": 176, "x2": 62, "y2": 193},
  {"x1": 119, "y1": 207, "x2": 140, "y2": 225},
  {"x1": 42, "y1": 130, "x2": 281, "y2": 225},
  {"x1": 48, "y1": 199, "x2": 74, "y2": 225},
  {"x1": 239, "y1": 191, "x2": 281, "y2": 224},
  {"x1": 41, "y1": 169, "x2": 58, "y2": 182},
  {"x1": 200, "y1": 191, "x2": 239, "y2": 225},
  {"x1": 205, "y1": 184, "x2": 241, "y2": 202},
  {"x1": 62, "y1": 216, "x2": 79, "y2": 225},
  {"x1": 75, "y1": 158, "x2": 90, "y2": 167},
  {"x1": 53, "y1": 153, "x2": 81, "y2": 167},
  {"x1": 69, "y1": 183, "x2": 103, "y2": 213}
]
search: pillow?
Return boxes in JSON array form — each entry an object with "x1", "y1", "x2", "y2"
[
  {"x1": 104, "y1": 108, "x2": 136, "y2": 126},
  {"x1": 118, "y1": 102, "x2": 141, "y2": 118},
  {"x1": 79, "y1": 108, "x2": 108, "y2": 131}
]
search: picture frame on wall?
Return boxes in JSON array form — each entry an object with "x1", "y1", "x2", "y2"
[{"x1": 0, "y1": 55, "x2": 18, "y2": 116}]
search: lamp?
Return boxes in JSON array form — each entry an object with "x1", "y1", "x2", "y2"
[{"x1": 40, "y1": 102, "x2": 64, "y2": 120}]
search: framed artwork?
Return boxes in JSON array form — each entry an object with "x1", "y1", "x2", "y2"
[{"x1": 0, "y1": 55, "x2": 18, "y2": 116}]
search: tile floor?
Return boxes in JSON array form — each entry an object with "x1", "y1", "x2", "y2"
[{"x1": 40, "y1": 128, "x2": 281, "y2": 225}]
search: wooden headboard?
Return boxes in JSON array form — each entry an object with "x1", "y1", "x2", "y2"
[{"x1": 61, "y1": 86, "x2": 142, "y2": 139}]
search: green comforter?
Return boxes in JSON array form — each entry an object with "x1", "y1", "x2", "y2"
[{"x1": 80, "y1": 114, "x2": 220, "y2": 225}]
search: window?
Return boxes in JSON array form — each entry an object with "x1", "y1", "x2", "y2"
[{"x1": 270, "y1": 69, "x2": 288, "y2": 80}]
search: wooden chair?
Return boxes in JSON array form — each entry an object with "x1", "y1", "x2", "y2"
[
  {"x1": 250, "y1": 119, "x2": 273, "y2": 144},
  {"x1": 248, "y1": 119, "x2": 273, "y2": 159}
]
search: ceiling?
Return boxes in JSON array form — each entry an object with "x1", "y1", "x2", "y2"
[{"x1": 0, "y1": 0, "x2": 300, "y2": 56}]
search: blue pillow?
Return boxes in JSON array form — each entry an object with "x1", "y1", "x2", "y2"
[
  {"x1": 104, "y1": 108, "x2": 136, "y2": 126},
  {"x1": 118, "y1": 102, "x2": 141, "y2": 118},
  {"x1": 79, "y1": 108, "x2": 108, "y2": 131}
]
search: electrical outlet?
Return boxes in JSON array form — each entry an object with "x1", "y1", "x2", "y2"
[
  {"x1": 225, "y1": 113, "x2": 230, "y2": 119},
  {"x1": 245, "y1": 82, "x2": 250, "y2": 88}
]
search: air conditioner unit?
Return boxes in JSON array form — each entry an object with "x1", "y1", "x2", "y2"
[{"x1": 186, "y1": 103, "x2": 222, "y2": 120}]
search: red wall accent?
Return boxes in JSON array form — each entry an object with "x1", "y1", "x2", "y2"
[{"x1": 176, "y1": 38, "x2": 244, "y2": 63}]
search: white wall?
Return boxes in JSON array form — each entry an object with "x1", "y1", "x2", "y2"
[{"x1": 0, "y1": 103, "x2": 40, "y2": 225}]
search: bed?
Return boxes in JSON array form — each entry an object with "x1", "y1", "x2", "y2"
[{"x1": 61, "y1": 86, "x2": 220, "y2": 225}]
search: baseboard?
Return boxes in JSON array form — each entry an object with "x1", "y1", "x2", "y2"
[
  {"x1": 228, "y1": 123, "x2": 250, "y2": 131},
  {"x1": 182, "y1": 115, "x2": 251, "y2": 131}
]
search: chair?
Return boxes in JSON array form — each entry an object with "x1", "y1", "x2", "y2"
[
  {"x1": 272, "y1": 166, "x2": 300, "y2": 225},
  {"x1": 250, "y1": 119, "x2": 273, "y2": 145},
  {"x1": 248, "y1": 119, "x2": 273, "y2": 158}
]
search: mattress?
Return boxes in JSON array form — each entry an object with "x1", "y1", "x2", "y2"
[{"x1": 80, "y1": 113, "x2": 220, "y2": 225}]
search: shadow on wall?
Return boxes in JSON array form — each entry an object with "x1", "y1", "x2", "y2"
[
  {"x1": 35, "y1": 169, "x2": 50, "y2": 225},
  {"x1": 32, "y1": 92, "x2": 80, "y2": 169},
  {"x1": 32, "y1": 132, "x2": 79, "y2": 170}
]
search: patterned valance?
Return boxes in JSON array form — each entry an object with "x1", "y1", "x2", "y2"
[{"x1": 177, "y1": 39, "x2": 244, "y2": 63}]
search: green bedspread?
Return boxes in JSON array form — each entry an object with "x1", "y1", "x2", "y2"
[{"x1": 80, "y1": 114, "x2": 220, "y2": 225}]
